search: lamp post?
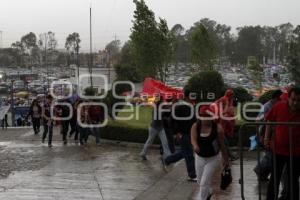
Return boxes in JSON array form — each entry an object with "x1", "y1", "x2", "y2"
[
  {"x1": 106, "y1": 49, "x2": 111, "y2": 85},
  {"x1": 76, "y1": 49, "x2": 80, "y2": 87},
  {"x1": 10, "y1": 80, "x2": 15, "y2": 127},
  {"x1": 26, "y1": 81, "x2": 30, "y2": 105},
  {"x1": 89, "y1": 5, "x2": 93, "y2": 88},
  {"x1": 44, "y1": 33, "x2": 49, "y2": 90}
]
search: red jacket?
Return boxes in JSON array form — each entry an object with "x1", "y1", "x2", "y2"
[{"x1": 266, "y1": 101, "x2": 300, "y2": 156}]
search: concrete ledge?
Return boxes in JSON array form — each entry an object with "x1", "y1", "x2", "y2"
[{"x1": 134, "y1": 161, "x2": 197, "y2": 200}]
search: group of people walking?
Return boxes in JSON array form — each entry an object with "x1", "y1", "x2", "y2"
[
  {"x1": 25, "y1": 86, "x2": 300, "y2": 200},
  {"x1": 27, "y1": 94, "x2": 104, "y2": 148},
  {"x1": 140, "y1": 86, "x2": 300, "y2": 200},
  {"x1": 140, "y1": 89, "x2": 231, "y2": 200},
  {"x1": 254, "y1": 87, "x2": 300, "y2": 200}
]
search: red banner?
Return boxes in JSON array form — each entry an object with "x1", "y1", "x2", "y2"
[{"x1": 141, "y1": 78, "x2": 184, "y2": 100}]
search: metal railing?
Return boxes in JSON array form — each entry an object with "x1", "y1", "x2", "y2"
[{"x1": 239, "y1": 122, "x2": 300, "y2": 200}]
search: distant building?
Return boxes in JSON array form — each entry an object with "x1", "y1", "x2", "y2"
[{"x1": 6, "y1": 71, "x2": 38, "y2": 82}]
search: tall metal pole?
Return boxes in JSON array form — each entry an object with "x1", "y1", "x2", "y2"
[
  {"x1": 89, "y1": 6, "x2": 93, "y2": 88},
  {"x1": 10, "y1": 80, "x2": 15, "y2": 127},
  {"x1": 77, "y1": 49, "x2": 80, "y2": 87},
  {"x1": 0, "y1": 31, "x2": 2, "y2": 49},
  {"x1": 107, "y1": 49, "x2": 110, "y2": 84},
  {"x1": 44, "y1": 33, "x2": 49, "y2": 92},
  {"x1": 273, "y1": 43, "x2": 276, "y2": 64}
]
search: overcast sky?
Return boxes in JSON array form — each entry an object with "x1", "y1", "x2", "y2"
[{"x1": 1, "y1": 0, "x2": 300, "y2": 51}]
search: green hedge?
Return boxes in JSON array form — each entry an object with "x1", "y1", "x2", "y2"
[
  {"x1": 101, "y1": 123, "x2": 148, "y2": 143},
  {"x1": 100, "y1": 122, "x2": 256, "y2": 147},
  {"x1": 101, "y1": 121, "x2": 160, "y2": 144}
]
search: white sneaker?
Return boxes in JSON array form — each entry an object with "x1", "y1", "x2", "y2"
[{"x1": 187, "y1": 177, "x2": 197, "y2": 182}]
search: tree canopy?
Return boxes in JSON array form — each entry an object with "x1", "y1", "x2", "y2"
[{"x1": 129, "y1": 0, "x2": 173, "y2": 81}]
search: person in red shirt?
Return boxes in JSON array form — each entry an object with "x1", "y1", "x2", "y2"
[
  {"x1": 264, "y1": 87, "x2": 300, "y2": 200},
  {"x1": 210, "y1": 89, "x2": 237, "y2": 161},
  {"x1": 87, "y1": 102, "x2": 104, "y2": 146}
]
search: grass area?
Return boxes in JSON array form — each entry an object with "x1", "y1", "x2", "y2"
[
  {"x1": 109, "y1": 105, "x2": 245, "y2": 128},
  {"x1": 108, "y1": 105, "x2": 152, "y2": 129},
  {"x1": 103, "y1": 104, "x2": 251, "y2": 146}
]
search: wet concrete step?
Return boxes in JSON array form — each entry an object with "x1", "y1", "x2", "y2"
[{"x1": 134, "y1": 161, "x2": 195, "y2": 200}]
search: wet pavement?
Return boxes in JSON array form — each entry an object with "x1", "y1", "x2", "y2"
[
  {"x1": 0, "y1": 128, "x2": 166, "y2": 200},
  {"x1": 0, "y1": 128, "x2": 269, "y2": 200},
  {"x1": 135, "y1": 152, "x2": 267, "y2": 200}
]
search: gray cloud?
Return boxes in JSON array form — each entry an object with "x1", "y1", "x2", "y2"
[{"x1": 0, "y1": 0, "x2": 299, "y2": 51}]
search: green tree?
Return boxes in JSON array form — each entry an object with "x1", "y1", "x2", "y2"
[
  {"x1": 171, "y1": 24, "x2": 185, "y2": 36},
  {"x1": 131, "y1": 0, "x2": 159, "y2": 79},
  {"x1": 187, "y1": 18, "x2": 234, "y2": 64},
  {"x1": 247, "y1": 57, "x2": 264, "y2": 93},
  {"x1": 0, "y1": 49, "x2": 15, "y2": 66},
  {"x1": 39, "y1": 31, "x2": 58, "y2": 68},
  {"x1": 105, "y1": 39, "x2": 121, "y2": 67},
  {"x1": 186, "y1": 70, "x2": 225, "y2": 102},
  {"x1": 21, "y1": 32, "x2": 38, "y2": 66},
  {"x1": 11, "y1": 41, "x2": 25, "y2": 66},
  {"x1": 198, "y1": 18, "x2": 232, "y2": 57},
  {"x1": 170, "y1": 24, "x2": 189, "y2": 64},
  {"x1": 156, "y1": 18, "x2": 174, "y2": 81},
  {"x1": 261, "y1": 26, "x2": 280, "y2": 63},
  {"x1": 105, "y1": 40, "x2": 121, "y2": 57},
  {"x1": 235, "y1": 26, "x2": 264, "y2": 64},
  {"x1": 130, "y1": 0, "x2": 173, "y2": 81},
  {"x1": 188, "y1": 23, "x2": 216, "y2": 70},
  {"x1": 288, "y1": 25, "x2": 300, "y2": 85},
  {"x1": 55, "y1": 52, "x2": 68, "y2": 66},
  {"x1": 115, "y1": 41, "x2": 141, "y2": 82},
  {"x1": 276, "y1": 23, "x2": 294, "y2": 63},
  {"x1": 31, "y1": 46, "x2": 42, "y2": 66},
  {"x1": 65, "y1": 33, "x2": 81, "y2": 66}
]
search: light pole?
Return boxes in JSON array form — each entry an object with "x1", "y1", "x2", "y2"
[
  {"x1": 89, "y1": 5, "x2": 93, "y2": 88},
  {"x1": 0, "y1": 30, "x2": 2, "y2": 49},
  {"x1": 26, "y1": 81, "x2": 30, "y2": 105},
  {"x1": 44, "y1": 33, "x2": 49, "y2": 90},
  {"x1": 106, "y1": 49, "x2": 111, "y2": 84},
  {"x1": 76, "y1": 47, "x2": 80, "y2": 87},
  {"x1": 10, "y1": 80, "x2": 15, "y2": 127}
]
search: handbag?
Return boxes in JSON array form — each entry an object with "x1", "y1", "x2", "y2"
[{"x1": 220, "y1": 166, "x2": 232, "y2": 190}]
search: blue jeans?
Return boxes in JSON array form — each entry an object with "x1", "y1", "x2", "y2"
[
  {"x1": 90, "y1": 127, "x2": 101, "y2": 144},
  {"x1": 42, "y1": 122, "x2": 53, "y2": 145},
  {"x1": 140, "y1": 126, "x2": 171, "y2": 159},
  {"x1": 79, "y1": 127, "x2": 101, "y2": 145},
  {"x1": 32, "y1": 117, "x2": 40, "y2": 134},
  {"x1": 79, "y1": 126, "x2": 88, "y2": 145},
  {"x1": 165, "y1": 134, "x2": 196, "y2": 178}
]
